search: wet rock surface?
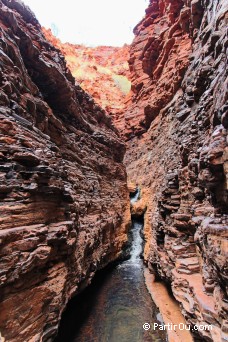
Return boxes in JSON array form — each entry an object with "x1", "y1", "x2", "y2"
[
  {"x1": 0, "y1": 1, "x2": 130, "y2": 341},
  {"x1": 125, "y1": 0, "x2": 228, "y2": 340}
]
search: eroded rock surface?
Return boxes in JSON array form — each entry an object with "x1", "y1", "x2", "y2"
[
  {"x1": 126, "y1": 0, "x2": 192, "y2": 138},
  {"x1": 125, "y1": 0, "x2": 228, "y2": 340},
  {"x1": 43, "y1": 28, "x2": 131, "y2": 134},
  {"x1": 0, "y1": 1, "x2": 130, "y2": 341}
]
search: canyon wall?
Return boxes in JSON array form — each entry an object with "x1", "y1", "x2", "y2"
[
  {"x1": 43, "y1": 28, "x2": 131, "y2": 134},
  {"x1": 126, "y1": 0, "x2": 228, "y2": 340},
  {"x1": 0, "y1": 1, "x2": 130, "y2": 341}
]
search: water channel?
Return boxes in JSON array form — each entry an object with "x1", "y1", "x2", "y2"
[{"x1": 55, "y1": 192, "x2": 166, "y2": 342}]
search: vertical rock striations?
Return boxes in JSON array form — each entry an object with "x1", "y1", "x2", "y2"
[
  {"x1": 125, "y1": 0, "x2": 228, "y2": 340},
  {"x1": 0, "y1": 1, "x2": 130, "y2": 341}
]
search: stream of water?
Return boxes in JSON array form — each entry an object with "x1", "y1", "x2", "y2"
[{"x1": 55, "y1": 195, "x2": 166, "y2": 342}]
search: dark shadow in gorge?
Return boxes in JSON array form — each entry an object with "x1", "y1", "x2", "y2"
[{"x1": 54, "y1": 264, "x2": 116, "y2": 342}]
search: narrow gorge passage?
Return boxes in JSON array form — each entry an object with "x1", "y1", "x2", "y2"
[
  {"x1": 54, "y1": 193, "x2": 166, "y2": 342},
  {"x1": 0, "y1": 1, "x2": 227, "y2": 341}
]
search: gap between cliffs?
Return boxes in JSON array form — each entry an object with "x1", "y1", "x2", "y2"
[
  {"x1": 43, "y1": 26, "x2": 194, "y2": 342},
  {"x1": 0, "y1": 1, "x2": 227, "y2": 342},
  {"x1": 45, "y1": 1, "x2": 228, "y2": 341}
]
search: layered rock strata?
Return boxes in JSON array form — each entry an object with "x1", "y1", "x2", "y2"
[
  {"x1": 0, "y1": 1, "x2": 130, "y2": 341},
  {"x1": 43, "y1": 28, "x2": 131, "y2": 134},
  {"x1": 125, "y1": 0, "x2": 228, "y2": 340}
]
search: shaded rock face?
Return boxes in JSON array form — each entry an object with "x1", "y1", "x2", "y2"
[
  {"x1": 43, "y1": 28, "x2": 131, "y2": 135},
  {"x1": 126, "y1": 0, "x2": 193, "y2": 139},
  {"x1": 125, "y1": 0, "x2": 228, "y2": 340},
  {"x1": 0, "y1": 1, "x2": 130, "y2": 341}
]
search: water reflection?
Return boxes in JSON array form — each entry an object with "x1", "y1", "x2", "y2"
[{"x1": 55, "y1": 221, "x2": 166, "y2": 342}]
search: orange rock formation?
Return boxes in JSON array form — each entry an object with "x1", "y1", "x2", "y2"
[
  {"x1": 0, "y1": 0, "x2": 227, "y2": 342},
  {"x1": 0, "y1": 1, "x2": 130, "y2": 341},
  {"x1": 125, "y1": 1, "x2": 228, "y2": 341},
  {"x1": 43, "y1": 28, "x2": 131, "y2": 133}
]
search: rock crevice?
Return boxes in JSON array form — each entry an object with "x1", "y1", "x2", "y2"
[
  {"x1": 0, "y1": 0, "x2": 227, "y2": 341},
  {"x1": 0, "y1": 1, "x2": 130, "y2": 341}
]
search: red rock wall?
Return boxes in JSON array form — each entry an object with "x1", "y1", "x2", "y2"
[
  {"x1": 125, "y1": 0, "x2": 228, "y2": 340},
  {"x1": 126, "y1": 0, "x2": 192, "y2": 138},
  {"x1": 42, "y1": 28, "x2": 131, "y2": 135},
  {"x1": 0, "y1": 1, "x2": 130, "y2": 341}
]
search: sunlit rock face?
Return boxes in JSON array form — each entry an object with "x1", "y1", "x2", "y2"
[
  {"x1": 43, "y1": 28, "x2": 131, "y2": 135},
  {"x1": 0, "y1": 0, "x2": 130, "y2": 341},
  {"x1": 125, "y1": 0, "x2": 228, "y2": 340}
]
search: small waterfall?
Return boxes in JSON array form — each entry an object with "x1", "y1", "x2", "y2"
[
  {"x1": 130, "y1": 187, "x2": 140, "y2": 203},
  {"x1": 130, "y1": 187, "x2": 143, "y2": 262},
  {"x1": 120, "y1": 187, "x2": 143, "y2": 266},
  {"x1": 129, "y1": 220, "x2": 143, "y2": 263}
]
